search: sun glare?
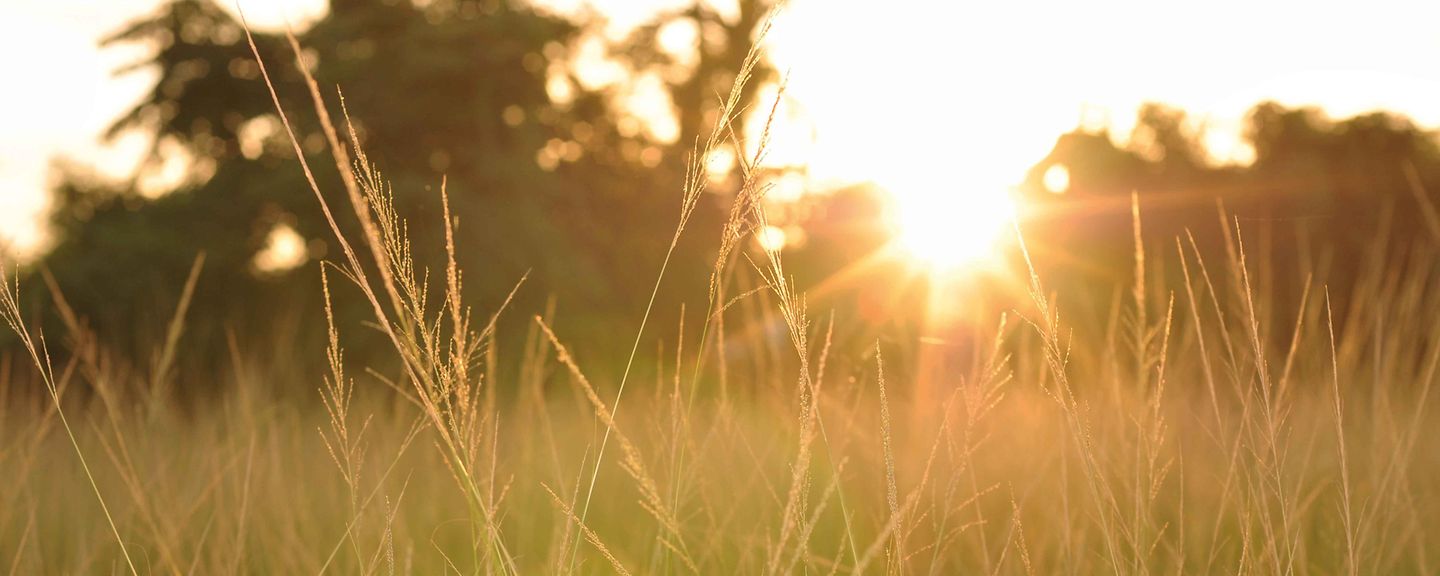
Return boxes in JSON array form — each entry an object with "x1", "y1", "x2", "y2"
[{"x1": 892, "y1": 186, "x2": 1016, "y2": 272}]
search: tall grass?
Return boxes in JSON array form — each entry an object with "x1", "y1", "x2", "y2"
[{"x1": 3, "y1": 19, "x2": 1440, "y2": 576}]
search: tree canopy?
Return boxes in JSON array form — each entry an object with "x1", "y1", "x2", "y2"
[{"x1": 23, "y1": 0, "x2": 1440, "y2": 394}]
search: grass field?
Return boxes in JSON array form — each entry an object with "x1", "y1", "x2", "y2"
[{"x1": 3, "y1": 23, "x2": 1439, "y2": 576}]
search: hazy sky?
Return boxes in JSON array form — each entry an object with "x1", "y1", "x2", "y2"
[{"x1": 6, "y1": 0, "x2": 1440, "y2": 254}]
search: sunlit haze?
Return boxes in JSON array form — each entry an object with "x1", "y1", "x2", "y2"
[
  {"x1": 9, "y1": 2, "x2": 1440, "y2": 569},
  {"x1": 7, "y1": 0, "x2": 1440, "y2": 266}
]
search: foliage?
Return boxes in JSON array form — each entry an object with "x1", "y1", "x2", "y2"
[{"x1": 30, "y1": 0, "x2": 773, "y2": 380}]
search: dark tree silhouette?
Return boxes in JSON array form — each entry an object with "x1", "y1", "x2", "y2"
[{"x1": 29, "y1": 0, "x2": 775, "y2": 388}]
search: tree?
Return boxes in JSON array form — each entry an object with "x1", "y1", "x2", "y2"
[
  {"x1": 617, "y1": 0, "x2": 776, "y2": 149},
  {"x1": 31, "y1": 0, "x2": 774, "y2": 388},
  {"x1": 1018, "y1": 101, "x2": 1440, "y2": 339}
]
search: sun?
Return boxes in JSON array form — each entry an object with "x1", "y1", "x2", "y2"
[{"x1": 890, "y1": 185, "x2": 1017, "y2": 272}]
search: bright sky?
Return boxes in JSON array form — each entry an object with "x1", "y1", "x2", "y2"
[{"x1": 6, "y1": 0, "x2": 1440, "y2": 256}]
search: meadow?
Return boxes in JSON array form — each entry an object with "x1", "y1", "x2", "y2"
[{"x1": 3, "y1": 21, "x2": 1439, "y2": 576}]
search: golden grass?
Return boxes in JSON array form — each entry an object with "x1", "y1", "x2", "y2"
[
  {"x1": 3, "y1": 11, "x2": 1440, "y2": 576},
  {"x1": 4, "y1": 225, "x2": 1440, "y2": 572}
]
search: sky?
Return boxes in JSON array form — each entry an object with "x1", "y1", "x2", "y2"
[{"x1": 6, "y1": 0, "x2": 1440, "y2": 255}]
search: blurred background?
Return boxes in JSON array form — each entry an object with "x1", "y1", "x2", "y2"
[{"x1": 6, "y1": 0, "x2": 1440, "y2": 398}]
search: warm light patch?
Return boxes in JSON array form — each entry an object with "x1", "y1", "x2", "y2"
[
  {"x1": 238, "y1": 115, "x2": 281, "y2": 160},
  {"x1": 0, "y1": 210, "x2": 43, "y2": 258},
  {"x1": 892, "y1": 186, "x2": 1015, "y2": 272},
  {"x1": 254, "y1": 223, "x2": 308, "y2": 274},
  {"x1": 756, "y1": 224, "x2": 788, "y2": 252},
  {"x1": 1043, "y1": 164, "x2": 1070, "y2": 194}
]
